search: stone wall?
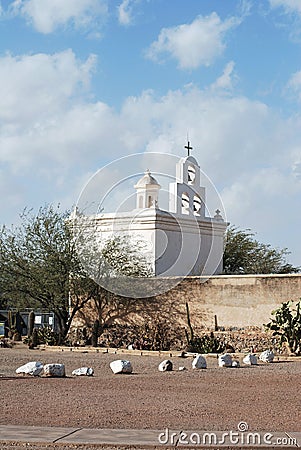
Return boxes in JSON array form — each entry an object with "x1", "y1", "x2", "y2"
[
  {"x1": 156, "y1": 274, "x2": 301, "y2": 329},
  {"x1": 74, "y1": 274, "x2": 301, "y2": 331}
]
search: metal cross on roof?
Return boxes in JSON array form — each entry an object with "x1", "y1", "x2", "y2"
[{"x1": 184, "y1": 140, "x2": 193, "y2": 156}]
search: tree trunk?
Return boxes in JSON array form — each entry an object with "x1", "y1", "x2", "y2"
[{"x1": 55, "y1": 309, "x2": 69, "y2": 345}]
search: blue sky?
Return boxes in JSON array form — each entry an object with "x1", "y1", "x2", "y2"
[{"x1": 0, "y1": 0, "x2": 301, "y2": 266}]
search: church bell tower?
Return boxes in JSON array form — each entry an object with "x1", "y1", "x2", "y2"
[{"x1": 169, "y1": 142, "x2": 206, "y2": 218}]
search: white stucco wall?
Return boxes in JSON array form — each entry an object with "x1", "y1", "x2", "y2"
[{"x1": 75, "y1": 208, "x2": 226, "y2": 277}]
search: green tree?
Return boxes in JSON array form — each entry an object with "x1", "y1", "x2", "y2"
[
  {"x1": 0, "y1": 205, "x2": 152, "y2": 342},
  {"x1": 101, "y1": 235, "x2": 152, "y2": 278},
  {"x1": 72, "y1": 218, "x2": 153, "y2": 336},
  {"x1": 0, "y1": 205, "x2": 93, "y2": 341},
  {"x1": 72, "y1": 209, "x2": 154, "y2": 298},
  {"x1": 223, "y1": 226, "x2": 299, "y2": 274}
]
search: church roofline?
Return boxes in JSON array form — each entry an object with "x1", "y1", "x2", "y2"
[{"x1": 86, "y1": 208, "x2": 227, "y2": 229}]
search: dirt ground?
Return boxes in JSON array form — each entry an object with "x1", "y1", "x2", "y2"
[{"x1": 0, "y1": 346, "x2": 300, "y2": 449}]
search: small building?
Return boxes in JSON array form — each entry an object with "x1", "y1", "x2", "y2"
[
  {"x1": 0, "y1": 309, "x2": 57, "y2": 337},
  {"x1": 71, "y1": 144, "x2": 228, "y2": 279}
]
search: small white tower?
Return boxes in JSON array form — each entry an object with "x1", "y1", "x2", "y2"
[
  {"x1": 134, "y1": 169, "x2": 161, "y2": 209},
  {"x1": 169, "y1": 144, "x2": 205, "y2": 218}
]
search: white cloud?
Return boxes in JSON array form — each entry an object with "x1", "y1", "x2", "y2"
[
  {"x1": 0, "y1": 51, "x2": 300, "y2": 264},
  {"x1": 221, "y1": 166, "x2": 301, "y2": 263},
  {"x1": 0, "y1": 49, "x2": 96, "y2": 124},
  {"x1": 0, "y1": 168, "x2": 26, "y2": 209},
  {"x1": 146, "y1": 12, "x2": 241, "y2": 70},
  {"x1": 293, "y1": 161, "x2": 301, "y2": 179},
  {"x1": 290, "y1": 146, "x2": 301, "y2": 179},
  {"x1": 210, "y1": 61, "x2": 237, "y2": 91},
  {"x1": 117, "y1": 0, "x2": 134, "y2": 26},
  {"x1": 269, "y1": 0, "x2": 301, "y2": 15},
  {"x1": 10, "y1": 0, "x2": 108, "y2": 34},
  {"x1": 0, "y1": 50, "x2": 97, "y2": 169},
  {"x1": 286, "y1": 69, "x2": 301, "y2": 100}
]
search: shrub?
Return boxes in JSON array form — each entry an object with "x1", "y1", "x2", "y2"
[
  {"x1": 24, "y1": 326, "x2": 60, "y2": 346},
  {"x1": 185, "y1": 332, "x2": 225, "y2": 354},
  {"x1": 98, "y1": 320, "x2": 183, "y2": 351},
  {"x1": 184, "y1": 302, "x2": 225, "y2": 353},
  {"x1": 265, "y1": 301, "x2": 301, "y2": 355}
]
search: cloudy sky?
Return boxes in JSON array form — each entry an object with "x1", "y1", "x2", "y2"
[{"x1": 0, "y1": 0, "x2": 300, "y2": 266}]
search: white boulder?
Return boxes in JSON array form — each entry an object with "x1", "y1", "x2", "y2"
[
  {"x1": 72, "y1": 367, "x2": 94, "y2": 376},
  {"x1": 44, "y1": 363, "x2": 65, "y2": 377},
  {"x1": 110, "y1": 359, "x2": 133, "y2": 374},
  {"x1": 192, "y1": 354, "x2": 207, "y2": 369},
  {"x1": 158, "y1": 360, "x2": 173, "y2": 372},
  {"x1": 16, "y1": 361, "x2": 43, "y2": 377},
  {"x1": 259, "y1": 350, "x2": 274, "y2": 363},
  {"x1": 218, "y1": 353, "x2": 233, "y2": 367},
  {"x1": 243, "y1": 354, "x2": 258, "y2": 365},
  {"x1": 231, "y1": 360, "x2": 240, "y2": 368}
]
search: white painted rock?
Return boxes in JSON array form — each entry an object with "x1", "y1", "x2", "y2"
[
  {"x1": 231, "y1": 360, "x2": 240, "y2": 368},
  {"x1": 110, "y1": 359, "x2": 133, "y2": 374},
  {"x1": 218, "y1": 353, "x2": 233, "y2": 367},
  {"x1": 72, "y1": 367, "x2": 94, "y2": 376},
  {"x1": 243, "y1": 354, "x2": 258, "y2": 365},
  {"x1": 158, "y1": 360, "x2": 173, "y2": 372},
  {"x1": 192, "y1": 354, "x2": 207, "y2": 369},
  {"x1": 259, "y1": 350, "x2": 274, "y2": 363},
  {"x1": 16, "y1": 361, "x2": 43, "y2": 376},
  {"x1": 44, "y1": 363, "x2": 65, "y2": 377},
  {"x1": 178, "y1": 366, "x2": 187, "y2": 371}
]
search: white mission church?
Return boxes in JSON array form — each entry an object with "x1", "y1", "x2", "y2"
[{"x1": 72, "y1": 143, "x2": 228, "y2": 278}]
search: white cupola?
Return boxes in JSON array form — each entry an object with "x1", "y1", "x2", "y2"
[{"x1": 134, "y1": 169, "x2": 161, "y2": 209}]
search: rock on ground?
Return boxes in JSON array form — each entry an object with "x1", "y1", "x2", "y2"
[
  {"x1": 44, "y1": 363, "x2": 65, "y2": 377},
  {"x1": 15, "y1": 361, "x2": 43, "y2": 376},
  {"x1": 243, "y1": 354, "x2": 258, "y2": 365},
  {"x1": 259, "y1": 350, "x2": 274, "y2": 363},
  {"x1": 110, "y1": 359, "x2": 133, "y2": 374},
  {"x1": 158, "y1": 359, "x2": 173, "y2": 371},
  {"x1": 72, "y1": 367, "x2": 94, "y2": 376},
  {"x1": 192, "y1": 354, "x2": 207, "y2": 369},
  {"x1": 218, "y1": 353, "x2": 233, "y2": 367}
]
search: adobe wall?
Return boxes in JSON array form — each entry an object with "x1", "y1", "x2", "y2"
[
  {"x1": 157, "y1": 274, "x2": 301, "y2": 329},
  {"x1": 74, "y1": 274, "x2": 301, "y2": 331}
]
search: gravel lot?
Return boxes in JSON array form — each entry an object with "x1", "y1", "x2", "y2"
[{"x1": 0, "y1": 346, "x2": 300, "y2": 449}]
